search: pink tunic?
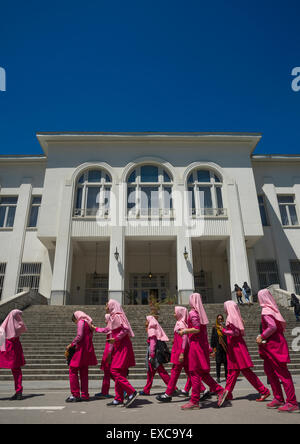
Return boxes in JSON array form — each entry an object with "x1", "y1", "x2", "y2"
[
  {"x1": 187, "y1": 310, "x2": 210, "y2": 373},
  {"x1": 222, "y1": 324, "x2": 253, "y2": 370},
  {"x1": 70, "y1": 320, "x2": 98, "y2": 368},
  {"x1": 0, "y1": 338, "x2": 26, "y2": 369},
  {"x1": 110, "y1": 326, "x2": 136, "y2": 370},
  {"x1": 95, "y1": 327, "x2": 112, "y2": 370},
  {"x1": 259, "y1": 315, "x2": 290, "y2": 366},
  {"x1": 171, "y1": 332, "x2": 189, "y2": 365}
]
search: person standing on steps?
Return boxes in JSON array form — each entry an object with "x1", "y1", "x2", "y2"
[
  {"x1": 93, "y1": 314, "x2": 114, "y2": 400},
  {"x1": 0, "y1": 309, "x2": 27, "y2": 401},
  {"x1": 65, "y1": 311, "x2": 98, "y2": 403},
  {"x1": 218, "y1": 301, "x2": 270, "y2": 408},
  {"x1": 179, "y1": 293, "x2": 225, "y2": 410},
  {"x1": 211, "y1": 314, "x2": 228, "y2": 383},
  {"x1": 156, "y1": 307, "x2": 191, "y2": 403},
  {"x1": 98, "y1": 299, "x2": 138, "y2": 408},
  {"x1": 291, "y1": 294, "x2": 300, "y2": 322},
  {"x1": 242, "y1": 282, "x2": 252, "y2": 305},
  {"x1": 140, "y1": 316, "x2": 174, "y2": 396},
  {"x1": 257, "y1": 289, "x2": 300, "y2": 413},
  {"x1": 234, "y1": 284, "x2": 244, "y2": 305}
]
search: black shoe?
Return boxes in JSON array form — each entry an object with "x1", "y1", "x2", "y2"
[
  {"x1": 200, "y1": 390, "x2": 212, "y2": 401},
  {"x1": 65, "y1": 395, "x2": 81, "y2": 403},
  {"x1": 124, "y1": 391, "x2": 139, "y2": 408},
  {"x1": 107, "y1": 400, "x2": 124, "y2": 407},
  {"x1": 172, "y1": 390, "x2": 181, "y2": 397},
  {"x1": 10, "y1": 393, "x2": 23, "y2": 401},
  {"x1": 156, "y1": 394, "x2": 172, "y2": 403}
]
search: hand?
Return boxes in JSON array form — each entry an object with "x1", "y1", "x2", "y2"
[
  {"x1": 179, "y1": 330, "x2": 185, "y2": 337},
  {"x1": 210, "y1": 352, "x2": 216, "y2": 359},
  {"x1": 179, "y1": 353, "x2": 184, "y2": 363},
  {"x1": 256, "y1": 335, "x2": 263, "y2": 345},
  {"x1": 66, "y1": 344, "x2": 72, "y2": 351}
]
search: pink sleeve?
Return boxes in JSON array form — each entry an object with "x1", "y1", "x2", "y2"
[
  {"x1": 71, "y1": 320, "x2": 85, "y2": 346},
  {"x1": 149, "y1": 336, "x2": 157, "y2": 358},
  {"x1": 95, "y1": 327, "x2": 110, "y2": 334},
  {"x1": 222, "y1": 325, "x2": 240, "y2": 337},
  {"x1": 115, "y1": 327, "x2": 129, "y2": 342},
  {"x1": 261, "y1": 316, "x2": 277, "y2": 340},
  {"x1": 181, "y1": 334, "x2": 188, "y2": 353}
]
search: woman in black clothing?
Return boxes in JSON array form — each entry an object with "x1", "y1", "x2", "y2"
[
  {"x1": 211, "y1": 314, "x2": 228, "y2": 383},
  {"x1": 291, "y1": 294, "x2": 300, "y2": 322}
]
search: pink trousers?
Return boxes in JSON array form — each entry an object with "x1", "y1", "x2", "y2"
[
  {"x1": 110, "y1": 368, "x2": 135, "y2": 402},
  {"x1": 69, "y1": 366, "x2": 89, "y2": 399},
  {"x1": 166, "y1": 363, "x2": 189, "y2": 396},
  {"x1": 143, "y1": 363, "x2": 171, "y2": 395},
  {"x1": 225, "y1": 368, "x2": 269, "y2": 397},
  {"x1": 264, "y1": 359, "x2": 298, "y2": 406},
  {"x1": 12, "y1": 368, "x2": 23, "y2": 394},
  {"x1": 190, "y1": 371, "x2": 224, "y2": 404},
  {"x1": 101, "y1": 364, "x2": 112, "y2": 396}
]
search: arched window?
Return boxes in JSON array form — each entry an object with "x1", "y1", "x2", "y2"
[
  {"x1": 127, "y1": 165, "x2": 173, "y2": 218},
  {"x1": 187, "y1": 169, "x2": 225, "y2": 217},
  {"x1": 74, "y1": 169, "x2": 112, "y2": 218}
]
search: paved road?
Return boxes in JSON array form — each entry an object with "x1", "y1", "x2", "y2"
[{"x1": 0, "y1": 377, "x2": 300, "y2": 425}]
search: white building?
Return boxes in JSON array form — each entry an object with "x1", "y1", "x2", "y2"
[{"x1": 0, "y1": 132, "x2": 299, "y2": 306}]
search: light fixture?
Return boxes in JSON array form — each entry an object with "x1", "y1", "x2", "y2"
[
  {"x1": 184, "y1": 247, "x2": 189, "y2": 261},
  {"x1": 114, "y1": 247, "x2": 119, "y2": 262}
]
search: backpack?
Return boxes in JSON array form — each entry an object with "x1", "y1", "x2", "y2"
[{"x1": 155, "y1": 340, "x2": 171, "y2": 365}]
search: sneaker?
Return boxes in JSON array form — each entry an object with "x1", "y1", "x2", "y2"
[
  {"x1": 139, "y1": 390, "x2": 150, "y2": 396},
  {"x1": 80, "y1": 397, "x2": 90, "y2": 402},
  {"x1": 10, "y1": 393, "x2": 23, "y2": 401},
  {"x1": 107, "y1": 400, "x2": 124, "y2": 407},
  {"x1": 95, "y1": 393, "x2": 113, "y2": 399},
  {"x1": 65, "y1": 395, "x2": 81, "y2": 403},
  {"x1": 124, "y1": 391, "x2": 139, "y2": 408},
  {"x1": 218, "y1": 390, "x2": 229, "y2": 408},
  {"x1": 267, "y1": 399, "x2": 284, "y2": 409},
  {"x1": 181, "y1": 401, "x2": 201, "y2": 410},
  {"x1": 256, "y1": 391, "x2": 271, "y2": 402},
  {"x1": 200, "y1": 389, "x2": 212, "y2": 401},
  {"x1": 278, "y1": 403, "x2": 300, "y2": 413},
  {"x1": 156, "y1": 394, "x2": 172, "y2": 403},
  {"x1": 179, "y1": 390, "x2": 190, "y2": 397},
  {"x1": 172, "y1": 389, "x2": 181, "y2": 397}
]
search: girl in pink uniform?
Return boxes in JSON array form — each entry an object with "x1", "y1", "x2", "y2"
[
  {"x1": 257, "y1": 289, "x2": 299, "y2": 413},
  {"x1": 66, "y1": 311, "x2": 98, "y2": 402},
  {"x1": 94, "y1": 314, "x2": 114, "y2": 399},
  {"x1": 102, "y1": 299, "x2": 138, "y2": 408},
  {"x1": 218, "y1": 300, "x2": 270, "y2": 407},
  {"x1": 140, "y1": 316, "x2": 172, "y2": 396},
  {"x1": 156, "y1": 307, "x2": 190, "y2": 402},
  {"x1": 180, "y1": 293, "x2": 225, "y2": 410},
  {"x1": 0, "y1": 309, "x2": 27, "y2": 400}
]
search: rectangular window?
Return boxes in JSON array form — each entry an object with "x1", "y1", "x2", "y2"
[
  {"x1": 0, "y1": 196, "x2": 18, "y2": 228},
  {"x1": 86, "y1": 187, "x2": 100, "y2": 216},
  {"x1": 258, "y1": 195, "x2": 269, "y2": 226},
  {"x1": 28, "y1": 196, "x2": 42, "y2": 228},
  {"x1": 278, "y1": 195, "x2": 299, "y2": 226},
  {"x1": 257, "y1": 260, "x2": 280, "y2": 288},
  {"x1": 290, "y1": 261, "x2": 300, "y2": 295},
  {"x1": 18, "y1": 263, "x2": 41, "y2": 294},
  {"x1": 0, "y1": 263, "x2": 6, "y2": 300}
]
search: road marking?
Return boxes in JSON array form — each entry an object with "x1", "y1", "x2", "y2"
[{"x1": 0, "y1": 406, "x2": 65, "y2": 411}]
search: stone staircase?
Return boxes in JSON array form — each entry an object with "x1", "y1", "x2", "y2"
[{"x1": 0, "y1": 303, "x2": 299, "y2": 381}]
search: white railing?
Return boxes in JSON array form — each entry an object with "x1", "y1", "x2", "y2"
[
  {"x1": 0, "y1": 290, "x2": 48, "y2": 322},
  {"x1": 267, "y1": 284, "x2": 300, "y2": 309}
]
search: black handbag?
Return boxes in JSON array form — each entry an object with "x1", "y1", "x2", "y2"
[
  {"x1": 155, "y1": 340, "x2": 171, "y2": 365},
  {"x1": 65, "y1": 346, "x2": 76, "y2": 366}
]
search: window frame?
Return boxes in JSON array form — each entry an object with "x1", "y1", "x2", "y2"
[
  {"x1": 277, "y1": 194, "x2": 299, "y2": 227},
  {"x1": 0, "y1": 196, "x2": 18, "y2": 229}
]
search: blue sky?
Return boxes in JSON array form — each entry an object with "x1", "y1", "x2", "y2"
[{"x1": 0, "y1": 0, "x2": 299, "y2": 155}]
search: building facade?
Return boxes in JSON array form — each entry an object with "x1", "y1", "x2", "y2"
[{"x1": 0, "y1": 132, "x2": 300, "y2": 306}]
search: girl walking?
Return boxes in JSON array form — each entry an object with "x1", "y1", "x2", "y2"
[
  {"x1": 218, "y1": 301, "x2": 270, "y2": 407},
  {"x1": 211, "y1": 314, "x2": 228, "y2": 383},
  {"x1": 65, "y1": 311, "x2": 98, "y2": 402},
  {"x1": 140, "y1": 316, "x2": 172, "y2": 396},
  {"x1": 180, "y1": 293, "x2": 225, "y2": 410},
  {"x1": 257, "y1": 289, "x2": 299, "y2": 413},
  {"x1": 0, "y1": 309, "x2": 27, "y2": 400},
  {"x1": 94, "y1": 314, "x2": 114, "y2": 399},
  {"x1": 156, "y1": 307, "x2": 190, "y2": 403}
]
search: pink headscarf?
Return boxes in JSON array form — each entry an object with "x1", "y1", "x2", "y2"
[
  {"x1": 189, "y1": 293, "x2": 209, "y2": 325},
  {"x1": 107, "y1": 299, "x2": 135, "y2": 338},
  {"x1": 147, "y1": 316, "x2": 169, "y2": 342},
  {"x1": 105, "y1": 314, "x2": 112, "y2": 330},
  {"x1": 224, "y1": 301, "x2": 245, "y2": 333},
  {"x1": 0, "y1": 310, "x2": 27, "y2": 352},
  {"x1": 258, "y1": 289, "x2": 286, "y2": 331},
  {"x1": 174, "y1": 306, "x2": 188, "y2": 333},
  {"x1": 73, "y1": 311, "x2": 93, "y2": 326}
]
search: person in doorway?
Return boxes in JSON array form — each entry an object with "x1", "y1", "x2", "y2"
[
  {"x1": 140, "y1": 316, "x2": 173, "y2": 396},
  {"x1": 0, "y1": 310, "x2": 27, "y2": 400},
  {"x1": 257, "y1": 289, "x2": 299, "y2": 413},
  {"x1": 218, "y1": 301, "x2": 270, "y2": 408},
  {"x1": 291, "y1": 294, "x2": 300, "y2": 322},
  {"x1": 93, "y1": 314, "x2": 114, "y2": 399},
  {"x1": 211, "y1": 314, "x2": 228, "y2": 383},
  {"x1": 65, "y1": 311, "x2": 98, "y2": 403},
  {"x1": 179, "y1": 293, "x2": 225, "y2": 410},
  {"x1": 242, "y1": 282, "x2": 252, "y2": 305},
  {"x1": 234, "y1": 284, "x2": 244, "y2": 305}
]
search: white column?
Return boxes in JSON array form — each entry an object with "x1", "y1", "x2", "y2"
[
  {"x1": 108, "y1": 226, "x2": 125, "y2": 304},
  {"x1": 177, "y1": 227, "x2": 195, "y2": 304},
  {"x1": 2, "y1": 183, "x2": 32, "y2": 299},
  {"x1": 226, "y1": 181, "x2": 251, "y2": 298},
  {"x1": 50, "y1": 182, "x2": 73, "y2": 305}
]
